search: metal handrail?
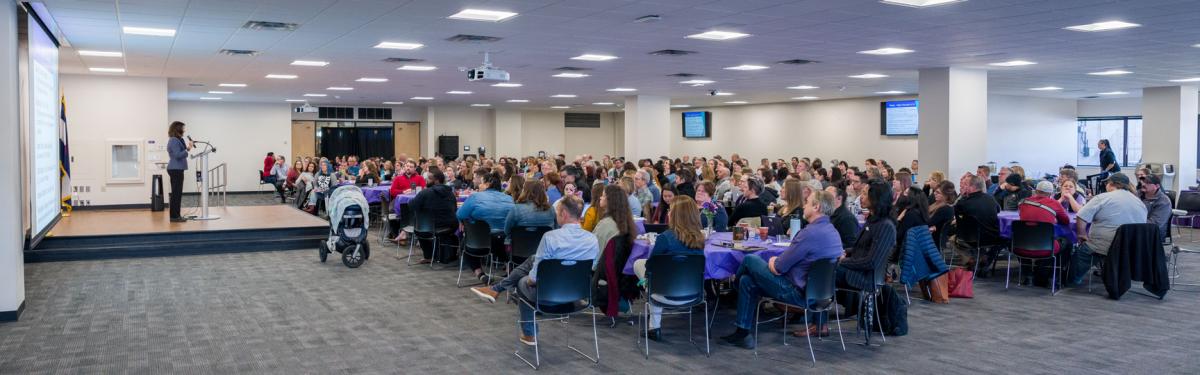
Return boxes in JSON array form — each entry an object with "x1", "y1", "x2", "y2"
[{"x1": 208, "y1": 162, "x2": 228, "y2": 207}]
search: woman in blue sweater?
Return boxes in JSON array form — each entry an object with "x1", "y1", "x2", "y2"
[
  {"x1": 632, "y1": 195, "x2": 706, "y2": 341},
  {"x1": 166, "y1": 121, "x2": 192, "y2": 222},
  {"x1": 456, "y1": 170, "x2": 514, "y2": 282}
]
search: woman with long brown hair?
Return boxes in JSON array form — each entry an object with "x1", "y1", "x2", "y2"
[
  {"x1": 593, "y1": 184, "x2": 639, "y2": 253},
  {"x1": 165, "y1": 121, "x2": 192, "y2": 222},
  {"x1": 632, "y1": 195, "x2": 706, "y2": 341},
  {"x1": 505, "y1": 174, "x2": 525, "y2": 199},
  {"x1": 504, "y1": 180, "x2": 556, "y2": 240}
]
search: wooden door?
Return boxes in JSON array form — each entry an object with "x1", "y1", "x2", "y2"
[
  {"x1": 394, "y1": 122, "x2": 420, "y2": 159},
  {"x1": 291, "y1": 121, "x2": 316, "y2": 159}
]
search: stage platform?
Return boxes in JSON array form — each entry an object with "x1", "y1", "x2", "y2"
[{"x1": 28, "y1": 205, "x2": 329, "y2": 262}]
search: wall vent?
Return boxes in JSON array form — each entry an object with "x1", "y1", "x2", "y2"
[
  {"x1": 564, "y1": 113, "x2": 600, "y2": 128},
  {"x1": 318, "y1": 107, "x2": 354, "y2": 119}
]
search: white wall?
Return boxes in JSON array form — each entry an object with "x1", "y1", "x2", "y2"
[
  {"x1": 565, "y1": 112, "x2": 620, "y2": 158},
  {"x1": 670, "y1": 97, "x2": 919, "y2": 165},
  {"x1": 1, "y1": 0, "x2": 25, "y2": 318},
  {"x1": 62, "y1": 74, "x2": 168, "y2": 206},
  {"x1": 1077, "y1": 97, "x2": 1142, "y2": 117},
  {"x1": 168, "y1": 101, "x2": 292, "y2": 192},
  {"x1": 986, "y1": 94, "x2": 1078, "y2": 178},
  {"x1": 521, "y1": 110, "x2": 565, "y2": 156},
  {"x1": 429, "y1": 106, "x2": 492, "y2": 157}
]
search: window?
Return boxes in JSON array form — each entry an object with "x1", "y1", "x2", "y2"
[{"x1": 1076, "y1": 116, "x2": 1141, "y2": 167}]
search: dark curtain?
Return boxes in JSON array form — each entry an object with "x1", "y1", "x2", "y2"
[
  {"x1": 320, "y1": 127, "x2": 358, "y2": 159},
  {"x1": 319, "y1": 126, "x2": 395, "y2": 159},
  {"x1": 357, "y1": 127, "x2": 394, "y2": 159}
]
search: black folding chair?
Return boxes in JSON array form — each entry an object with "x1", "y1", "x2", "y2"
[
  {"x1": 753, "y1": 258, "x2": 843, "y2": 365},
  {"x1": 837, "y1": 263, "x2": 888, "y2": 346},
  {"x1": 514, "y1": 259, "x2": 599, "y2": 370},
  {"x1": 459, "y1": 220, "x2": 497, "y2": 287},
  {"x1": 408, "y1": 213, "x2": 454, "y2": 267},
  {"x1": 508, "y1": 226, "x2": 553, "y2": 300},
  {"x1": 1005, "y1": 220, "x2": 1061, "y2": 295},
  {"x1": 639, "y1": 254, "x2": 709, "y2": 358},
  {"x1": 643, "y1": 223, "x2": 668, "y2": 234},
  {"x1": 950, "y1": 214, "x2": 1001, "y2": 274}
]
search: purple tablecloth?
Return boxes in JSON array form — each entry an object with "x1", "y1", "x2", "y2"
[
  {"x1": 997, "y1": 211, "x2": 1078, "y2": 243},
  {"x1": 623, "y1": 231, "x2": 789, "y2": 280},
  {"x1": 392, "y1": 192, "x2": 470, "y2": 212},
  {"x1": 362, "y1": 186, "x2": 390, "y2": 204},
  {"x1": 635, "y1": 217, "x2": 646, "y2": 235}
]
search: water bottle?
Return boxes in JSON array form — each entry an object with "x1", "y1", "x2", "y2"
[{"x1": 788, "y1": 217, "x2": 802, "y2": 240}]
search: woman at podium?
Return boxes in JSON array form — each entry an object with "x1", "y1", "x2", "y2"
[{"x1": 167, "y1": 121, "x2": 192, "y2": 222}]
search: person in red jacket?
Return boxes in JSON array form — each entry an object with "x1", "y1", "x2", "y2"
[
  {"x1": 262, "y1": 152, "x2": 275, "y2": 179},
  {"x1": 389, "y1": 161, "x2": 427, "y2": 199},
  {"x1": 1016, "y1": 180, "x2": 1070, "y2": 287}
]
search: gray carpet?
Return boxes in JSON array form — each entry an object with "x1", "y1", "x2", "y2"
[{"x1": 4, "y1": 194, "x2": 1199, "y2": 373}]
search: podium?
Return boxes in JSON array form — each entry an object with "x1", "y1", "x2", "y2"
[{"x1": 190, "y1": 143, "x2": 220, "y2": 220}]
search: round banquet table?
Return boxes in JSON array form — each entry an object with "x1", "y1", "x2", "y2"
[
  {"x1": 361, "y1": 185, "x2": 390, "y2": 204},
  {"x1": 996, "y1": 211, "x2": 1079, "y2": 243},
  {"x1": 392, "y1": 191, "x2": 471, "y2": 212},
  {"x1": 623, "y1": 231, "x2": 789, "y2": 280}
]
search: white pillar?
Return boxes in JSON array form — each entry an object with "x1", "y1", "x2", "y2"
[
  {"x1": 492, "y1": 109, "x2": 522, "y2": 158},
  {"x1": 0, "y1": 0, "x2": 26, "y2": 321},
  {"x1": 917, "y1": 67, "x2": 988, "y2": 177},
  {"x1": 622, "y1": 95, "x2": 670, "y2": 160},
  {"x1": 1142, "y1": 86, "x2": 1198, "y2": 191},
  {"x1": 421, "y1": 106, "x2": 436, "y2": 158}
]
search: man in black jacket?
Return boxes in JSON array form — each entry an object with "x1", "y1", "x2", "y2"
[
  {"x1": 951, "y1": 174, "x2": 1002, "y2": 271},
  {"x1": 408, "y1": 169, "x2": 458, "y2": 263},
  {"x1": 826, "y1": 185, "x2": 860, "y2": 248}
]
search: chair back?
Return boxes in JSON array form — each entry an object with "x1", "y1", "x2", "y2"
[
  {"x1": 1177, "y1": 191, "x2": 1200, "y2": 212},
  {"x1": 414, "y1": 212, "x2": 438, "y2": 233},
  {"x1": 645, "y1": 254, "x2": 705, "y2": 305},
  {"x1": 1011, "y1": 220, "x2": 1055, "y2": 253},
  {"x1": 805, "y1": 258, "x2": 839, "y2": 308},
  {"x1": 535, "y1": 259, "x2": 594, "y2": 306},
  {"x1": 462, "y1": 220, "x2": 493, "y2": 250},
  {"x1": 258, "y1": 170, "x2": 266, "y2": 183},
  {"x1": 510, "y1": 226, "x2": 552, "y2": 258}
]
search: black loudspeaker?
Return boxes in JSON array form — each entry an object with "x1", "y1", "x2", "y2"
[
  {"x1": 438, "y1": 135, "x2": 460, "y2": 160},
  {"x1": 150, "y1": 174, "x2": 165, "y2": 211}
]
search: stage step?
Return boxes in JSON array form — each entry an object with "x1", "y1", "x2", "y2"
[{"x1": 28, "y1": 226, "x2": 329, "y2": 262}]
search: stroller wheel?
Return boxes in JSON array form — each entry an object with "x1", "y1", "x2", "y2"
[
  {"x1": 318, "y1": 241, "x2": 329, "y2": 263},
  {"x1": 343, "y1": 244, "x2": 365, "y2": 268}
]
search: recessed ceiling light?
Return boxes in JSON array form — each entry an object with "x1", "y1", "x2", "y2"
[
  {"x1": 122, "y1": 26, "x2": 176, "y2": 37},
  {"x1": 1065, "y1": 20, "x2": 1141, "y2": 32},
  {"x1": 446, "y1": 90, "x2": 473, "y2": 95},
  {"x1": 858, "y1": 47, "x2": 914, "y2": 55},
  {"x1": 77, "y1": 50, "x2": 122, "y2": 57},
  {"x1": 285, "y1": 99, "x2": 306, "y2": 102},
  {"x1": 507, "y1": 99, "x2": 529, "y2": 103},
  {"x1": 989, "y1": 60, "x2": 1037, "y2": 67},
  {"x1": 851, "y1": 73, "x2": 888, "y2": 79},
  {"x1": 1087, "y1": 69, "x2": 1132, "y2": 76},
  {"x1": 686, "y1": 30, "x2": 750, "y2": 41},
  {"x1": 199, "y1": 97, "x2": 222, "y2": 100},
  {"x1": 290, "y1": 60, "x2": 329, "y2": 67},
  {"x1": 550, "y1": 106, "x2": 570, "y2": 109},
  {"x1": 1097, "y1": 91, "x2": 1129, "y2": 95},
  {"x1": 793, "y1": 96, "x2": 820, "y2": 100},
  {"x1": 265, "y1": 74, "x2": 297, "y2": 79},
  {"x1": 397, "y1": 65, "x2": 437, "y2": 71},
  {"x1": 713, "y1": 92, "x2": 734, "y2": 96},
  {"x1": 219, "y1": 83, "x2": 247, "y2": 87},
  {"x1": 724, "y1": 101, "x2": 748, "y2": 104},
  {"x1": 374, "y1": 41, "x2": 424, "y2": 50},
  {"x1": 470, "y1": 103, "x2": 491, "y2": 107},
  {"x1": 551, "y1": 94, "x2": 577, "y2": 98},
  {"x1": 606, "y1": 88, "x2": 637, "y2": 92},
  {"x1": 1029, "y1": 86, "x2": 1064, "y2": 91},
  {"x1": 410, "y1": 96, "x2": 434, "y2": 100},
  {"x1": 553, "y1": 72, "x2": 590, "y2": 78},
  {"x1": 303, "y1": 93, "x2": 327, "y2": 97},
  {"x1": 670, "y1": 104, "x2": 691, "y2": 108},
  {"x1": 383, "y1": 101, "x2": 405, "y2": 105},
  {"x1": 327, "y1": 87, "x2": 353, "y2": 91},
  {"x1": 207, "y1": 91, "x2": 233, "y2": 94},
  {"x1": 89, "y1": 67, "x2": 125, "y2": 73},
  {"x1": 880, "y1": 0, "x2": 964, "y2": 8},
  {"x1": 492, "y1": 83, "x2": 523, "y2": 88},
  {"x1": 1169, "y1": 77, "x2": 1200, "y2": 83},
  {"x1": 571, "y1": 54, "x2": 618, "y2": 61},
  {"x1": 788, "y1": 85, "x2": 819, "y2": 90},
  {"x1": 724, "y1": 64, "x2": 769, "y2": 71},
  {"x1": 593, "y1": 102, "x2": 614, "y2": 106},
  {"x1": 448, "y1": 9, "x2": 518, "y2": 22},
  {"x1": 875, "y1": 90, "x2": 906, "y2": 95},
  {"x1": 356, "y1": 77, "x2": 388, "y2": 82},
  {"x1": 680, "y1": 79, "x2": 715, "y2": 85}
]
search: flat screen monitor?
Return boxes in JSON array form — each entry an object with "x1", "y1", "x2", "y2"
[
  {"x1": 880, "y1": 100, "x2": 918, "y2": 136},
  {"x1": 682, "y1": 111, "x2": 711, "y2": 138}
]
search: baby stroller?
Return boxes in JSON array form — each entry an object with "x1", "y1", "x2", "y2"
[{"x1": 319, "y1": 184, "x2": 371, "y2": 268}]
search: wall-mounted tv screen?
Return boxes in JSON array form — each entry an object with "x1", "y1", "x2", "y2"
[
  {"x1": 880, "y1": 100, "x2": 918, "y2": 136},
  {"x1": 682, "y1": 111, "x2": 711, "y2": 138}
]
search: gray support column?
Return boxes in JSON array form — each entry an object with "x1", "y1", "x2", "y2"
[
  {"x1": 1142, "y1": 86, "x2": 1199, "y2": 191},
  {"x1": 917, "y1": 67, "x2": 989, "y2": 177}
]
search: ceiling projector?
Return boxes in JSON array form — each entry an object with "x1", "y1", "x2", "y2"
[
  {"x1": 294, "y1": 103, "x2": 317, "y2": 113},
  {"x1": 466, "y1": 52, "x2": 510, "y2": 82}
]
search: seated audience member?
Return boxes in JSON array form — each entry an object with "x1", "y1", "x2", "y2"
[
  {"x1": 505, "y1": 196, "x2": 598, "y2": 346},
  {"x1": 593, "y1": 184, "x2": 640, "y2": 263},
  {"x1": 389, "y1": 161, "x2": 426, "y2": 198},
  {"x1": 1138, "y1": 175, "x2": 1172, "y2": 240},
  {"x1": 505, "y1": 180, "x2": 558, "y2": 241},
  {"x1": 634, "y1": 170, "x2": 655, "y2": 212},
  {"x1": 927, "y1": 181, "x2": 957, "y2": 248},
  {"x1": 647, "y1": 184, "x2": 676, "y2": 225},
  {"x1": 631, "y1": 196, "x2": 706, "y2": 341},
  {"x1": 977, "y1": 165, "x2": 997, "y2": 195},
  {"x1": 720, "y1": 190, "x2": 845, "y2": 348},
  {"x1": 922, "y1": 171, "x2": 946, "y2": 199},
  {"x1": 1055, "y1": 179, "x2": 1087, "y2": 213},
  {"x1": 296, "y1": 162, "x2": 316, "y2": 193},
  {"x1": 269, "y1": 156, "x2": 289, "y2": 203},
  {"x1": 993, "y1": 166, "x2": 1013, "y2": 203},
  {"x1": 582, "y1": 184, "x2": 606, "y2": 231},
  {"x1": 1068, "y1": 173, "x2": 1147, "y2": 286},
  {"x1": 892, "y1": 186, "x2": 930, "y2": 262},
  {"x1": 456, "y1": 171, "x2": 516, "y2": 283},
  {"x1": 452, "y1": 167, "x2": 474, "y2": 191},
  {"x1": 380, "y1": 160, "x2": 394, "y2": 181},
  {"x1": 674, "y1": 168, "x2": 697, "y2": 198},
  {"x1": 356, "y1": 160, "x2": 381, "y2": 185},
  {"x1": 845, "y1": 171, "x2": 867, "y2": 217},
  {"x1": 408, "y1": 170, "x2": 459, "y2": 264},
  {"x1": 1000, "y1": 173, "x2": 1031, "y2": 211},
  {"x1": 619, "y1": 177, "x2": 643, "y2": 217},
  {"x1": 544, "y1": 172, "x2": 564, "y2": 206},
  {"x1": 826, "y1": 185, "x2": 860, "y2": 247},
  {"x1": 346, "y1": 156, "x2": 361, "y2": 176},
  {"x1": 505, "y1": 175, "x2": 526, "y2": 199},
  {"x1": 950, "y1": 174, "x2": 1002, "y2": 269},
  {"x1": 835, "y1": 179, "x2": 896, "y2": 300},
  {"x1": 696, "y1": 181, "x2": 729, "y2": 232},
  {"x1": 892, "y1": 171, "x2": 913, "y2": 204},
  {"x1": 771, "y1": 180, "x2": 807, "y2": 234},
  {"x1": 286, "y1": 160, "x2": 302, "y2": 191},
  {"x1": 1016, "y1": 181, "x2": 1070, "y2": 285},
  {"x1": 729, "y1": 176, "x2": 769, "y2": 225}
]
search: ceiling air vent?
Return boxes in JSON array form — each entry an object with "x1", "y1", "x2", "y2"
[
  {"x1": 243, "y1": 21, "x2": 299, "y2": 31},
  {"x1": 446, "y1": 34, "x2": 502, "y2": 43},
  {"x1": 666, "y1": 73, "x2": 699, "y2": 78},
  {"x1": 187, "y1": 83, "x2": 205, "y2": 87},
  {"x1": 383, "y1": 57, "x2": 425, "y2": 63},
  {"x1": 219, "y1": 49, "x2": 260, "y2": 56},
  {"x1": 1080, "y1": 95, "x2": 1100, "y2": 99},
  {"x1": 777, "y1": 59, "x2": 819, "y2": 65},
  {"x1": 649, "y1": 49, "x2": 697, "y2": 56},
  {"x1": 554, "y1": 66, "x2": 591, "y2": 71}
]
